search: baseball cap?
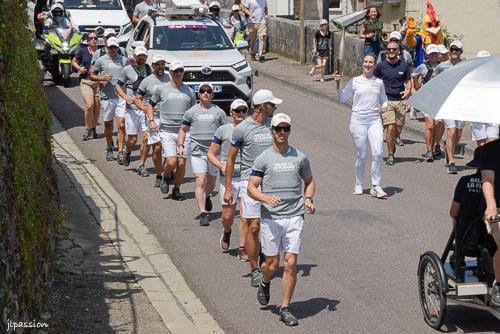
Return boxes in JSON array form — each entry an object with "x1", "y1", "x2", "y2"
[
  {"x1": 230, "y1": 99, "x2": 248, "y2": 110},
  {"x1": 169, "y1": 60, "x2": 184, "y2": 71},
  {"x1": 134, "y1": 46, "x2": 148, "y2": 56},
  {"x1": 104, "y1": 28, "x2": 116, "y2": 38},
  {"x1": 319, "y1": 19, "x2": 328, "y2": 26},
  {"x1": 106, "y1": 37, "x2": 119, "y2": 47},
  {"x1": 426, "y1": 44, "x2": 439, "y2": 55},
  {"x1": 271, "y1": 113, "x2": 292, "y2": 127},
  {"x1": 437, "y1": 44, "x2": 448, "y2": 54},
  {"x1": 476, "y1": 50, "x2": 491, "y2": 57},
  {"x1": 198, "y1": 82, "x2": 214, "y2": 92},
  {"x1": 450, "y1": 40, "x2": 463, "y2": 49},
  {"x1": 151, "y1": 54, "x2": 166, "y2": 64},
  {"x1": 231, "y1": 4, "x2": 240, "y2": 11},
  {"x1": 209, "y1": 1, "x2": 221, "y2": 9},
  {"x1": 252, "y1": 89, "x2": 283, "y2": 105},
  {"x1": 389, "y1": 31, "x2": 402, "y2": 41}
]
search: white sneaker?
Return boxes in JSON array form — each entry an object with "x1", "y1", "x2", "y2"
[
  {"x1": 370, "y1": 185, "x2": 387, "y2": 199},
  {"x1": 353, "y1": 185, "x2": 363, "y2": 195}
]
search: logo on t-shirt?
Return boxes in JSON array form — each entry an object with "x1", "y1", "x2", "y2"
[
  {"x1": 467, "y1": 177, "x2": 482, "y2": 193},
  {"x1": 253, "y1": 133, "x2": 272, "y2": 143},
  {"x1": 272, "y1": 162, "x2": 298, "y2": 173}
]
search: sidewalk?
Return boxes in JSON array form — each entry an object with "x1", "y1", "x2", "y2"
[{"x1": 251, "y1": 54, "x2": 475, "y2": 157}]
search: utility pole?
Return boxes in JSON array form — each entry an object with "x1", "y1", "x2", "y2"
[{"x1": 299, "y1": 0, "x2": 305, "y2": 64}]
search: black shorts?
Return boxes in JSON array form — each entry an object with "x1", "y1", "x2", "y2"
[{"x1": 317, "y1": 50, "x2": 329, "y2": 58}]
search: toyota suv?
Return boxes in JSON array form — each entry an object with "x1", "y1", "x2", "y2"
[{"x1": 126, "y1": 2, "x2": 253, "y2": 111}]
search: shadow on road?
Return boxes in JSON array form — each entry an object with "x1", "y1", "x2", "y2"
[
  {"x1": 440, "y1": 305, "x2": 500, "y2": 333},
  {"x1": 272, "y1": 264, "x2": 319, "y2": 278},
  {"x1": 261, "y1": 297, "x2": 339, "y2": 320}
]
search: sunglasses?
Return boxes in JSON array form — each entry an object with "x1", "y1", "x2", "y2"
[
  {"x1": 233, "y1": 107, "x2": 248, "y2": 114},
  {"x1": 199, "y1": 88, "x2": 213, "y2": 94},
  {"x1": 450, "y1": 48, "x2": 461, "y2": 52},
  {"x1": 273, "y1": 126, "x2": 291, "y2": 133},
  {"x1": 89, "y1": 36, "x2": 98, "y2": 41},
  {"x1": 387, "y1": 47, "x2": 399, "y2": 52},
  {"x1": 171, "y1": 69, "x2": 184, "y2": 73}
]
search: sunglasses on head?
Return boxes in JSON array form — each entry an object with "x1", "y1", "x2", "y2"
[
  {"x1": 199, "y1": 88, "x2": 213, "y2": 94},
  {"x1": 450, "y1": 48, "x2": 461, "y2": 52},
  {"x1": 273, "y1": 125, "x2": 291, "y2": 133},
  {"x1": 233, "y1": 107, "x2": 247, "y2": 114}
]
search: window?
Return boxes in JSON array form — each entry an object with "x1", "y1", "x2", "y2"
[
  {"x1": 329, "y1": 0, "x2": 341, "y2": 9},
  {"x1": 153, "y1": 24, "x2": 233, "y2": 51}
]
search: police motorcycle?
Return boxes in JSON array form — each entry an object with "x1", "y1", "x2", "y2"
[{"x1": 417, "y1": 216, "x2": 500, "y2": 329}]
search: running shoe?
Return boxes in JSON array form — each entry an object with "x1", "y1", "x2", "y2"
[
  {"x1": 136, "y1": 165, "x2": 150, "y2": 177},
  {"x1": 91, "y1": 128, "x2": 98, "y2": 139},
  {"x1": 259, "y1": 55, "x2": 265, "y2": 63},
  {"x1": 424, "y1": 150, "x2": 434, "y2": 162},
  {"x1": 410, "y1": 108, "x2": 417, "y2": 120},
  {"x1": 154, "y1": 177, "x2": 162, "y2": 188},
  {"x1": 395, "y1": 137, "x2": 404, "y2": 146},
  {"x1": 123, "y1": 151, "x2": 131, "y2": 167},
  {"x1": 492, "y1": 284, "x2": 500, "y2": 306},
  {"x1": 447, "y1": 162, "x2": 458, "y2": 174},
  {"x1": 220, "y1": 229, "x2": 231, "y2": 251},
  {"x1": 117, "y1": 150, "x2": 124, "y2": 165},
  {"x1": 82, "y1": 128, "x2": 92, "y2": 141},
  {"x1": 250, "y1": 268, "x2": 262, "y2": 287},
  {"x1": 205, "y1": 195, "x2": 213, "y2": 212},
  {"x1": 386, "y1": 154, "x2": 395, "y2": 166},
  {"x1": 105, "y1": 147, "x2": 114, "y2": 161},
  {"x1": 199, "y1": 212, "x2": 210, "y2": 226},
  {"x1": 171, "y1": 188, "x2": 184, "y2": 201},
  {"x1": 370, "y1": 185, "x2": 387, "y2": 199},
  {"x1": 433, "y1": 145, "x2": 442, "y2": 158},
  {"x1": 279, "y1": 307, "x2": 299, "y2": 326},
  {"x1": 238, "y1": 247, "x2": 249, "y2": 262},
  {"x1": 353, "y1": 185, "x2": 363, "y2": 195},
  {"x1": 257, "y1": 279, "x2": 270, "y2": 305},
  {"x1": 160, "y1": 176, "x2": 170, "y2": 194}
]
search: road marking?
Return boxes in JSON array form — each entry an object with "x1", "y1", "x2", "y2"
[{"x1": 52, "y1": 115, "x2": 224, "y2": 334}]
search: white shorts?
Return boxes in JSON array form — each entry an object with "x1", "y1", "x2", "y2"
[
  {"x1": 471, "y1": 122, "x2": 499, "y2": 141},
  {"x1": 444, "y1": 119, "x2": 465, "y2": 129},
  {"x1": 140, "y1": 114, "x2": 148, "y2": 133},
  {"x1": 260, "y1": 215, "x2": 304, "y2": 256},
  {"x1": 219, "y1": 176, "x2": 241, "y2": 206},
  {"x1": 159, "y1": 131, "x2": 191, "y2": 158},
  {"x1": 146, "y1": 118, "x2": 161, "y2": 145},
  {"x1": 125, "y1": 108, "x2": 145, "y2": 135},
  {"x1": 240, "y1": 180, "x2": 261, "y2": 219},
  {"x1": 191, "y1": 155, "x2": 219, "y2": 175},
  {"x1": 101, "y1": 98, "x2": 126, "y2": 122}
]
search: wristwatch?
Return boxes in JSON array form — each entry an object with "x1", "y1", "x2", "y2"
[{"x1": 305, "y1": 196, "x2": 314, "y2": 203}]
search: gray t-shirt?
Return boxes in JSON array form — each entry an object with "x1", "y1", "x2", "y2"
[
  {"x1": 434, "y1": 60, "x2": 459, "y2": 75},
  {"x1": 150, "y1": 82, "x2": 196, "y2": 133},
  {"x1": 91, "y1": 47, "x2": 127, "y2": 65},
  {"x1": 92, "y1": 54, "x2": 129, "y2": 99},
  {"x1": 116, "y1": 64, "x2": 150, "y2": 110},
  {"x1": 137, "y1": 73, "x2": 170, "y2": 119},
  {"x1": 213, "y1": 123, "x2": 241, "y2": 178},
  {"x1": 412, "y1": 61, "x2": 439, "y2": 81},
  {"x1": 251, "y1": 146, "x2": 313, "y2": 219},
  {"x1": 182, "y1": 104, "x2": 227, "y2": 156},
  {"x1": 231, "y1": 117, "x2": 273, "y2": 180},
  {"x1": 134, "y1": 1, "x2": 157, "y2": 19}
]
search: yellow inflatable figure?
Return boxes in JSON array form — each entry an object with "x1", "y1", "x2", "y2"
[{"x1": 404, "y1": 0, "x2": 445, "y2": 66}]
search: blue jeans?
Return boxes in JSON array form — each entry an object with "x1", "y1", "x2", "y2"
[{"x1": 364, "y1": 43, "x2": 380, "y2": 57}]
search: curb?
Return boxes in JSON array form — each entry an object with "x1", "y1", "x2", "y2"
[
  {"x1": 254, "y1": 66, "x2": 475, "y2": 159},
  {"x1": 51, "y1": 115, "x2": 224, "y2": 334}
]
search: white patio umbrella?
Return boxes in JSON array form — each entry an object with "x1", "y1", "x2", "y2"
[{"x1": 408, "y1": 56, "x2": 500, "y2": 124}]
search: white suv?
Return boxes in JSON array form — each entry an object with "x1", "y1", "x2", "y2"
[{"x1": 126, "y1": 4, "x2": 253, "y2": 110}]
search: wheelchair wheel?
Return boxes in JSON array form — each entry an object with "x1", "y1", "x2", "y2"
[{"x1": 418, "y1": 251, "x2": 447, "y2": 329}]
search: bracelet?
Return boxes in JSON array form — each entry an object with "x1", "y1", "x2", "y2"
[
  {"x1": 149, "y1": 119, "x2": 155, "y2": 122},
  {"x1": 305, "y1": 196, "x2": 314, "y2": 203}
]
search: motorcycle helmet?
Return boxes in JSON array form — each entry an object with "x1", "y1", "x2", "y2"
[{"x1": 50, "y1": 3, "x2": 64, "y2": 17}]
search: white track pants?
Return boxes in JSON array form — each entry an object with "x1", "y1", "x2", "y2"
[{"x1": 349, "y1": 117, "x2": 384, "y2": 187}]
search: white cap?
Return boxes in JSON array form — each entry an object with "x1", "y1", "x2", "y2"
[
  {"x1": 450, "y1": 40, "x2": 463, "y2": 49},
  {"x1": 437, "y1": 44, "x2": 448, "y2": 54},
  {"x1": 426, "y1": 44, "x2": 439, "y2": 55},
  {"x1": 169, "y1": 60, "x2": 184, "y2": 71},
  {"x1": 104, "y1": 28, "x2": 116, "y2": 37},
  {"x1": 231, "y1": 4, "x2": 240, "y2": 11},
  {"x1": 106, "y1": 37, "x2": 119, "y2": 47},
  {"x1": 230, "y1": 99, "x2": 248, "y2": 110},
  {"x1": 271, "y1": 113, "x2": 292, "y2": 127},
  {"x1": 252, "y1": 89, "x2": 283, "y2": 105},
  {"x1": 389, "y1": 31, "x2": 402, "y2": 41},
  {"x1": 476, "y1": 50, "x2": 491, "y2": 57},
  {"x1": 51, "y1": 3, "x2": 64, "y2": 11},
  {"x1": 151, "y1": 54, "x2": 166, "y2": 64},
  {"x1": 134, "y1": 46, "x2": 148, "y2": 56},
  {"x1": 208, "y1": 1, "x2": 221, "y2": 8},
  {"x1": 319, "y1": 19, "x2": 328, "y2": 26},
  {"x1": 54, "y1": 0, "x2": 64, "y2": 3},
  {"x1": 198, "y1": 82, "x2": 214, "y2": 92}
]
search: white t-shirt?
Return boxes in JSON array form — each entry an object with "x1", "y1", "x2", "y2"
[
  {"x1": 245, "y1": 0, "x2": 267, "y2": 24},
  {"x1": 337, "y1": 75, "x2": 388, "y2": 118}
]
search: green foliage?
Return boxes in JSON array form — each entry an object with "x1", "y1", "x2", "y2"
[{"x1": 0, "y1": 0, "x2": 61, "y2": 312}]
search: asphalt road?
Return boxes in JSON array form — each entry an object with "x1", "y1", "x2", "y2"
[{"x1": 47, "y1": 72, "x2": 500, "y2": 334}]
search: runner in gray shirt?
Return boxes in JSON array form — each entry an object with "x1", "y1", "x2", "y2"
[
  {"x1": 90, "y1": 37, "x2": 129, "y2": 162},
  {"x1": 134, "y1": 54, "x2": 170, "y2": 184},
  {"x1": 132, "y1": 0, "x2": 157, "y2": 25},
  {"x1": 224, "y1": 89, "x2": 282, "y2": 287},
  {"x1": 178, "y1": 83, "x2": 227, "y2": 226},
  {"x1": 147, "y1": 60, "x2": 196, "y2": 199},
  {"x1": 247, "y1": 112, "x2": 316, "y2": 327},
  {"x1": 207, "y1": 99, "x2": 249, "y2": 259}
]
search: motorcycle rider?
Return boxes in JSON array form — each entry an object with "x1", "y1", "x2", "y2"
[{"x1": 44, "y1": 2, "x2": 77, "y2": 32}]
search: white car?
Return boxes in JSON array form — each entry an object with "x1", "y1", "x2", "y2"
[
  {"x1": 126, "y1": 4, "x2": 253, "y2": 110},
  {"x1": 63, "y1": 0, "x2": 134, "y2": 46}
]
